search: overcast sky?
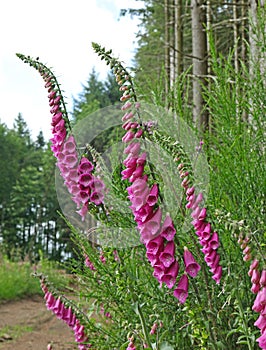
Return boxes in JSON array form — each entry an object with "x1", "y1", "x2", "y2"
[{"x1": 0, "y1": 0, "x2": 141, "y2": 140}]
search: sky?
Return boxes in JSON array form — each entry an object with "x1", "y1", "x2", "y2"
[{"x1": 0, "y1": 0, "x2": 141, "y2": 140}]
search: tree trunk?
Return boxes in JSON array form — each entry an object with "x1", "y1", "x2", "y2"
[
  {"x1": 164, "y1": 0, "x2": 171, "y2": 103},
  {"x1": 174, "y1": 0, "x2": 183, "y2": 77},
  {"x1": 249, "y1": 0, "x2": 266, "y2": 83},
  {"x1": 191, "y1": 0, "x2": 208, "y2": 132}
]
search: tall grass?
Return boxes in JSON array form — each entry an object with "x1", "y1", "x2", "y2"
[
  {"x1": 0, "y1": 258, "x2": 40, "y2": 301},
  {"x1": 0, "y1": 253, "x2": 72, "y2": 302}
]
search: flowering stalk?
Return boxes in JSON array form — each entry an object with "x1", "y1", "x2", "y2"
[
  {"x1": 238, "y1": 233, "x2": 266, "y2": 349},
  {"x1": 92, "y1": 43, "x2": 205, "y2": 305},
  {"x1": 40, "y1": 277, "x2": 92, "y2": 349},
  {"x1": 16, "y1": 54, "x2": 105, "y2": 221}
]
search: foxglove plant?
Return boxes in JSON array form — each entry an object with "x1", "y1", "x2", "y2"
[
  {"x1": 18, "y1": 44, "x2": 265, "y2": 349},
  {"x1": 16, "y1": 54, "x2": 105, "y2": 221},
  {"x1": 40, "y1": 277, "x2": 92, "y2": 349},
  {"x1": 238, "y1": 233, "x2": 266, "y2": 349},
  {"x1": 92, "y1": 43, "x2": 221, "y2": 303}
]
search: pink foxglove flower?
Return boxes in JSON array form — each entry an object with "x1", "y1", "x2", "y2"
[
  {"x1": 161, "y1": 260, "x2": 180, "y2": 289},
  {"x1": 173, "y1": 274, "x2": 189, "y2": 304},
  {"x1": 183, "y1": 247, "x2": 201, "y2": 278},
  {"x1": 256, "y1": 332, "x2": 266, "y2": 349},
  {"x1": 260, "y1": 270, "x2": 266, "y2": 287},
  {"x1": 146, "y1": 184, "x2": 159, "y2": 206},
  {"x1": 160, "y1": 214, "x2": 176, "y2": 241},
  {"x1": 139, "y1": 207, "x2": 162, "y2": 240},
  {"x1": 146, "y1": 235, "x2": 164, "y2": 255},
  {"x1": 159, "y1": 241, "x2": 176, "y2": 268}
]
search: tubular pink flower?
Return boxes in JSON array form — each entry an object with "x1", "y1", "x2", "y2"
[
  {"x1": 212, "y1": 265, "x2": 222, "y2": 284},
  {"x1": 208, "y1": 232, "x2": 220, "y2": 250},
  {"x1": 145, "y1": 235, "x2": 164, "y2": 255},
  {"x1": 251, "y1": 269, "x2": 261, "y2": 284},
  {"x1": 147, "y1": 184, "x2": 159, "y2": 206},
  {"x1": 161, "y1": 260, "x2": 179, "y2": 289},
  {"x1": 122, "y1": 130, "x2": 135, "y2": 143},
  {"x1": 77, "y1": 204, "x2": 89, "y2": 221},
  {"x1": 147, "y1": 252, "x2": 159, "y2": 267},
  {"x1": 128, "y1": 178, "x2": 148, "y2": 195},
  {"x1": 160, "y1": 214, "x2": 176, "y2": 241},
  {"x1": 139, "y1": 207, "x2": 162, "y2": 240},
  {"x1": 130, "y1": 188, "x2": 150, "y2": 211},
  {"x1": 122, "y1": 167, "x2": 136, "y2": 180},
  {"x1": 134, "y1": 128, "x2": 143, "y2": 138},
  {"x1": 122, "y1": 111, "x2": 134, "y2": 121},
  {"x1": 78, "y1": 158, "x2": 94, "y2": 173},
  {"x1": 198, "y1": 207, "x2": 207, "y2": 221},
  {"x1": 137, "y1": 152, "x2": 147, "y2": 165},
  {"x1": 121, "y1": 101, "x2": 132, "y2": 110},
  {"x1": 251, "y1": 283, "x2": 261, "y2": 294},
  {"x1": 124, "y1": 142, "x2": 141, "y2": 155},
  {"x1": 90, "y1": 191, "x2": 104, "y2": 205},
  {"x1": 255, "y1": 314, "x2": 266, "y2": 331},
  {"x1": 159, "y1": 241, "x2": 176, "y2": 268},
  {"x1": 133, "y1": 203, "x2": 153, "y2": 223},
  {"x1": 123, "y1": 156, "x2": 138, "y2": 168},
  {"x1": 52, "y1": 112, "x2": 63, "y2": 126},
  {"x1": 173, "y1": 274, "x2": 189, "y2": 304},
  {"x1": 63, "y1": 136, "x2": 76, "y2": 153},
  {"x1": 248, "y1": 259, "x2": 260, "y2": 277},
  {"x1": 64, "y1": 154, "x2": 78, "y2": 167},
  {"x1": 129, "y1": 165, "x2": 145, "y2": 182},
  {"x1": 204, "y1": 249, "x2": 217, "y2": 266},
  {"x1": 260, "y1": 270, "x2": 266, "y2": 287},
  {"x1": 256, "y1": 332, "x2": 266, "y2": 349},
  {"x1": 183, "y1": 247, "x2": 201, "y2": 278},
  {"x1": 89, "y1": 178, "x2": 105, "y2": 191}
]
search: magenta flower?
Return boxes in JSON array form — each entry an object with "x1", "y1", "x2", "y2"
[
  {"x1": 260, "y1": 270, "x2": 266, "y2": 287},
  {"x1": 161, "y1": 260, "x2": 179, "y2": 289},
  {"x1": 123, "y1": 156, "x2": 138, "y2": 168},
  {"x1": 256, "y1": 332, "x2": 266, "y2": 349},
  {"x1": 130, "y1": 188, "x2": 149, "y2": 211},
  {"x1": 137, "y1": 152, "x2": 147, "y2": 165},
  {"x1": 139, "y1": 207, "x2": 162, "y2": 240},
  {"x1": 129, "y1": 164, "x2": 145, "y2": 182},
  {"x1": 79, "y1": 173, "x2": 93, "y2": 187},
  {"x1": 248, "y1": 259, "x2": 260, "y2": 277},
  {"x1": 78, "y1": 158, "x2": 94, "y2": 173},
  {"x1": 173, "y1": 274, "x2": 189, "y2": 304},
  {"x1": 159, "y1": 241, "x2": 175, "y2": 268},
  {"x1": 160, "y1": 214, "x2": 176, "y2": 241},
  {"x1": 183, "y1": 247, "x2": 201, "y2": 278},
  {"x1": 124, "y1": 142, "x2": 141, "y2": 155},
  {"x1": 146, "y1": 184, "x2": 159, "y2": 206},
  {"x1": 64, "y1": 154, "x2": 78, "y2": 167},
  {"x1": 251, "y1": 269, "x2": 261, "y2": 284},
  {"x1": 212, "y1": 265, "x2": 222, "y2": 284},
  {"x1": 255, "y1": 314, "x2": 266, "y2": 332},
  {"x1": 134, "y1": 203, "x2": 153, "y2": 223},
  {"x1": 122, "y1": 130, "x2": 135, "y2": 143},
  {"x1": 252, "y1": 288, "x2": 266, "y2": 313},
  {"x1": 121, "y1": 167, "x2": 136, "y2": 180},
  {"x1": 146, "y1": 235, "x2": 164, "y2": 255},
  {"x1": 90, "y1": 191, "x2": 104, "y2": 205}
]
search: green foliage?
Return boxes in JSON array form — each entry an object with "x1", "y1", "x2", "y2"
[
  {"x1": 0, "y1": 253, "x2": 71, "y2": 302},
  {"x1": 0, "y1": 257, "x2": 40, "y2": 301},
  {"x1": 0, "y1": 116, "x2": 72, "y2": 262}
]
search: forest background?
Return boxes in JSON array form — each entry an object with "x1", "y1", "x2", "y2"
[{"x1": 0, "y1": 1, "x2": 265, "y2": 349}]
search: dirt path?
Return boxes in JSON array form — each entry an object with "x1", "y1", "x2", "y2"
[{"x1": 0, "y1": 295, "x2": 77, "y2": 349}]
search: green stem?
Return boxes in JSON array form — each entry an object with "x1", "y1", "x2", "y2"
[{"x1": 136, "y1": 302, "x2": 153, "y2": 349}]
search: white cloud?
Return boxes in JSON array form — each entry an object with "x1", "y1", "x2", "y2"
[{"x1": 0, "y1": 0, "x2": 141, "y2": 140}]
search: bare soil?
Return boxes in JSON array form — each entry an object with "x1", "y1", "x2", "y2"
[{"x1": 0, "y1": 295, "x2": 77, "y2": 349}]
